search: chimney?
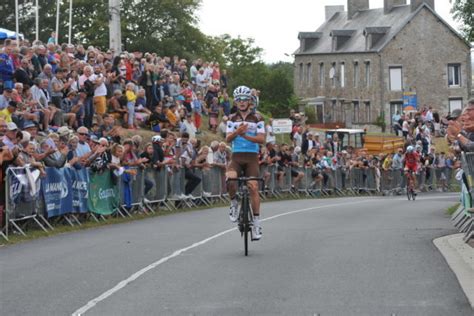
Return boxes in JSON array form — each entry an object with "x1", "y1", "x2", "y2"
[
  {"x1": 411, "y1": 0, "x2": 435, "y2": 12},
  {"x1": 383, "y1": 0, "x2": 407, "y2": 14},
  {"x1": 347, "y1": 0, "x2": 369, "y2": 20},
  {"x1": 325, "y1": 5, "x2": 345, "y2": 21}
]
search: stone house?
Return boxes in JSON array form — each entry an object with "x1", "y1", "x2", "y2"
[{"x1": 294, "y1": 0, "x2": 472, "y2": 129}]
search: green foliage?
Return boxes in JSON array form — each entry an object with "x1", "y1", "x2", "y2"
[
  {"x1": 305, "y1": 106, "x2": 317, "y2": 124},
  {"x1": 450, "y1": 0, "x2": 474, "y2": 42},
  {"x1": 374, "y1": 114, "x2": 387, "y2": 132},
  {"x1": 0, "y1": 0, "x2": 297, "y2": 118}
]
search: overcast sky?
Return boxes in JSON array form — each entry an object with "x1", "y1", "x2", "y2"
[{"x1": 198, "y1": 0, "x2": 461, "y2": 64}]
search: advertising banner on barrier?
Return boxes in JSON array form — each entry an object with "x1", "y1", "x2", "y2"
[
  {"x1": 88, "y1": 171, "x2": 119, "y2": 215},
  {"x1": 70, "y1": 168, "x2": 90, "y2": 213},
  {"x1": 8, "y1": 168, "x2": 41, "y2": 217},
  {"x1": 41, "y1": 167, "x2": 73, "y2": 218}
]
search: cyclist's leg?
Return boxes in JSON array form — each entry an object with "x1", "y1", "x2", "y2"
[
  {"x1": 226, "y1": 158, "x2": 242, "y2": 200},
  {"x1": 244, "y1": 155, "x2": 260, "y2": 216}
]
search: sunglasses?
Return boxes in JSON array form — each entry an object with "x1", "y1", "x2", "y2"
[
  {"x1": 235, "y1": 97, "x2": 250, "y2": 102},
  {"x1": 78, "y1": 133, "x2": 88, "y2": 136}
]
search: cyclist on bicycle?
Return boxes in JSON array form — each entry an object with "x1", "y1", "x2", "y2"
[
  {"x1": 226, "y1": 85, "x2": 265, "y2": 240},
  {"x1": 404, "y1": 145, "x2": 419, "y2": 194}
]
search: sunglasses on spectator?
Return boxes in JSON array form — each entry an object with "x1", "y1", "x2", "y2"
[
  {"x1": 235, "y1": 97, "x2": 250, "y2": 102},
  {"x1": 78, "y1": 132, "x2": 88, "y2": 136}
]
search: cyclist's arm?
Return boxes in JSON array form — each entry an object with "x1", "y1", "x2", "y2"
[{"x1": 240, "y1": 133, "x2": 265, "y2": 145}]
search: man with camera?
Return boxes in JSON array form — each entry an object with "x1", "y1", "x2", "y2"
[{"x1": 447, "y1": 100, "x2": 474, "y2": 152}]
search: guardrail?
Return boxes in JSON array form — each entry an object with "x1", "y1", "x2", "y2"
[
  {"x1": 0, "y1": 163, "x2": 461, "y2": 241},
  {"x1": 451, "y1": 152, "x2": 473, "y2": 243}
]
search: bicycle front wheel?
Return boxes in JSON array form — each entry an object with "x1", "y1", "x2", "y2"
[{"x1": 241, "y1": 194, "x2": 250, "y2": 256}]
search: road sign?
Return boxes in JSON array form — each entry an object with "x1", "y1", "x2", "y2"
[{"x1": 272, "y1": 119, "x2": 293, "y2": 134}]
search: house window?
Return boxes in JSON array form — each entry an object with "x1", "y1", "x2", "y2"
[
  {"x1": 449, "y1": 98, "x2": 463, "y2": 113},
  {"x1": 299, "y1": 63, "x2": 303, "y2": 84},
  {"x1": 365, "y1": 102, "x2": 371, "y2": 122},
  {"x1": 365, "y1": 61, "x2": 371, "y2": 87},
  {"x1": 448, "y1": 64, "x2": 461, "y2": 87},
  {"x1": 319, "y1": 63, "x2": 324, "y2": 87},
  {"x1": 307, "y1": 63, "x2": 312, "y2": 86},
  {"x1": 354, "y1": 62, "x2": 359, "y2": 88},
  {"x1": 340, "y1": 62, "x2": 345, "y2": 88},
  {"x1": 353, "y1": 101, "x2": 360, "y2": 123},
  {"x1": 331, "y1": 63, "x2": 336, "y2": 87},
  {"x1": 389, "y1": 66, "x2": 403, "y2": 91}
]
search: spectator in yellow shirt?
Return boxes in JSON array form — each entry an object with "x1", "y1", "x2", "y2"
[
  {"x1": 125, "y1": 82, "x2": 136, "y2": 129},
  {"x1": 164, "y1": 104, "x2": 177, "y2": 128},
  {"x1": 0, "y1": 101, "x2": 17, "y2": 123}
]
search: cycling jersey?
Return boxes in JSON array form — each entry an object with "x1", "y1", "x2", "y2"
[
  {"x1": 404, "y1": 152, "x2": 419, "y2": 172},
  {"x1": 227, "y1": 112, "x2": 265, "y2": 154}
]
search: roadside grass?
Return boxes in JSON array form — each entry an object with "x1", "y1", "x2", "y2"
[{"x1": 446, "y1": 203, "x2": 461, "y2": 216}]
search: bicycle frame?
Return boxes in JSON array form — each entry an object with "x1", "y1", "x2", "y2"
[{"x1": 227, "y1": 177, "x2": 263, "y2": 256}]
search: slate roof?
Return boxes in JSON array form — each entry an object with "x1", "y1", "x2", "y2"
[{"x1": 295, "y1": 4, "x2": 470, "y2": 55}]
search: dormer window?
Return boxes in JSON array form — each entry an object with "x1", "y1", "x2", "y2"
[
  {"x1": 363, "y1": 27, "x2": 391, "y2": 50},
  {"x1": 330, "y1": 30, "x2": 356, "y2": 51},
  {"x1": 298, "y1": 32, "x2": 323, "y2": 52}
]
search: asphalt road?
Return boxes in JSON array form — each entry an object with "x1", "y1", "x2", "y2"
[{"x1": 1, "y1": 194, "x2": 472, "y2": 316}]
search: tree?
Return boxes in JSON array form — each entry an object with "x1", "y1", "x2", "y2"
[{"x1": 450, "y1": 0, "x2": 474, "y2": 42}]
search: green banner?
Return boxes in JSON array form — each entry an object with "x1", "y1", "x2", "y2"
[{"x1": 87, "y1": 170, "x2": 119, "y2": 215}]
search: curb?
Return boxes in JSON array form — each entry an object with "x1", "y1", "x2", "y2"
[{"x1": 433, "y1": 234, "x2": 474, "y2": 309}]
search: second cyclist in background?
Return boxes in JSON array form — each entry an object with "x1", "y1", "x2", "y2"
[{"x1": 404, "y1": 145, "x2": 420, "y2": 195}]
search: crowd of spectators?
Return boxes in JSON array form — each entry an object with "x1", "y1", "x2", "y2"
[{"x1": 0, "y1": 37, "x2": 473, "y2": 213}]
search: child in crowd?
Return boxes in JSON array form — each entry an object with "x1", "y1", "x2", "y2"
[
  {"x1": 208, "y1": 97, "x2": 219, "y2": 133},
  {"x1": 125, "y1": 82, "x2": 137, "y2": 129}
]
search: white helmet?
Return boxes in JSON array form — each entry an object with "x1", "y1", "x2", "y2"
[
  {"x1": 233, "y1": 85, "x2": 252, "y2": 100},
  {"x1": 406, "y1": 145, "x2": 414, "y2": 153}
]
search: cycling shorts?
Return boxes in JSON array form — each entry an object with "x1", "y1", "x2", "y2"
[
  {"x1": 405, "y1": 164, "x2": 417, "y2": 173},
  {"x1": 227, "y1": 153, "x2": 259, "y2": 177}
]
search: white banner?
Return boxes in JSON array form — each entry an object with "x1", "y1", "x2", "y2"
[{"x1": 272, "y1": 119, "x2": 293, "y2": 134}]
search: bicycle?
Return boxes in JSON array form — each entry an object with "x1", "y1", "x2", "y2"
[
  {"x1": 227, "y1": 176, "x2": 263, "y2": 256},
  {"x1": 405, "y1": 169, "x2": 416, "y2": 201}
]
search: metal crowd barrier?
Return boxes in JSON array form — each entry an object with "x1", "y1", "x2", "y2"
[
  {"x1": 0, "y1": 162, "x2": 463, "y2": 240},
  {"x1": 452, "y1": 152, "x2": 473, "y2": 242}
]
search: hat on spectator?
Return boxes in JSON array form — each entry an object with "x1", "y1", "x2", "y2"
[
  {"x1": 177, "y1": 95, "x2": 185, "y2": 101},
  {"x1": 58, "y1": 126, "x2": 73, "y2": 138},
  {"x1": 152, "y1": 135, "x2": 163, "y2": 143},
  {"x1": 446, "y1": 109, "x2": 462, "y2": 120},
  {"x1": 90, "y1": 135, "x2": 100, "y2": 143},
  {"x1": 21, "y1": 131, "x2": 31, "y2": 143},
  {"x1": 23, "y1": 121, "x2": 37, "y2": 129},
  {"x1": 7, "y1": 122, "x2": 18, "y2": 131},
  {"x1": 307, "y1": 131, "x2": 313, "y2": 135}
]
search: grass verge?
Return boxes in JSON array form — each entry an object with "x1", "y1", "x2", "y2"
[{"x1": 446, "y1": 203, "x2": 461, "y2": 216}]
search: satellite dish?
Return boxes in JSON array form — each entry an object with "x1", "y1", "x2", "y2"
[{"x1": 329, "y1": 67, "x2": 336, "y2": 79}]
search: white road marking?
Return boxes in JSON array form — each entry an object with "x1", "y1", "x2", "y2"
[{"x1": 71, "y1": 195, "x2": 457, "y2": 315}]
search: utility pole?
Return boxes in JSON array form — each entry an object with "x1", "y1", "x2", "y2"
[
  {"x1": 109, "y1": 0, "x2": 122, "y2": 54},
  {"x1": 68, "y1": 0, "x2": 73, "y2": 44},
  {"x1": 55, "y1": 0, "x2": 60, "y2": 43},
  {"x1": 35, "y1": 0, "x2": 39, "y2": 42},
  {"x1": 15, "y1": 0, "x2": 19, "y2": 46}
]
